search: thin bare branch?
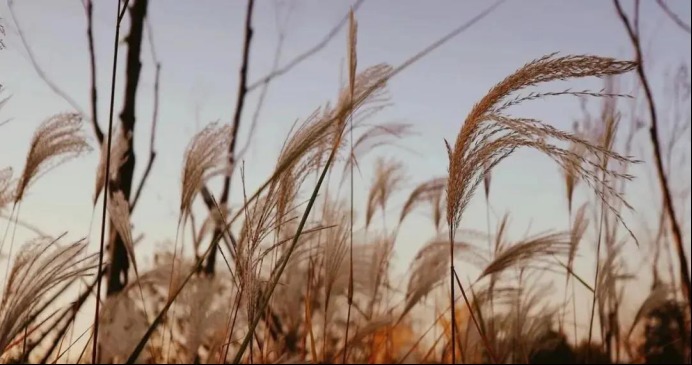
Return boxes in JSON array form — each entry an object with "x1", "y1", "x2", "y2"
[
  {"x1": 83, "y1": 0, "x2": 104, "y2": 143},
  {"x1": 656, "y1": 0, "x2": 691, "y2": 34},
  {"x1": 614, "y1": 0, "x2": 691, "y2": 312},
  {"x1": 219, "y1": 0, "x2": 255, "y2": 205},
  {"x1": 236, "y1": 0, "x2": 293, "y2": 161},
  {"x1": 246, "y1": 0, "x2": 364, "y2": 92},
  {"x1": 7, "y1": 1, "x2": 91, "y2": 127},
  {"x1": 131, "y1": 18, "x2": 160, "y2": 211},
  {"x1": 205, "y1": 0, "x2": 255, "y2": 274}
]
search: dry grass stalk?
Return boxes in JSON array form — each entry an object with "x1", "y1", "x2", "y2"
[
  {"x1": 344, "y1": 10, "x2": 357, "y2": 361},
  {"x1": 14, "y1": 113, "x2": 91, "y2": 203}
]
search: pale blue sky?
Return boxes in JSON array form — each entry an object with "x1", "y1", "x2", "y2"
[{"x1": 0, "y1": 0, "x2": 690, "y2": 324}]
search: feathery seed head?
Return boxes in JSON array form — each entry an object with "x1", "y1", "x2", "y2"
[
  {"x1": 180, "y1": 122, "x2": 233, "y2": 223},
  {"x1": 15, "y1": 113, "x2": 91, "y2": 203},
  {"x1": 446, "y1": 54, "x2": 637, "y2": 238}
]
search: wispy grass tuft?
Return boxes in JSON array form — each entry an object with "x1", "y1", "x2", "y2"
[
  {"x1": 0, "y1": 235, "x2": 95, "y2": 355},
  {"x1": 14, "y1": 113, "x2": 91, "y2": 204}
]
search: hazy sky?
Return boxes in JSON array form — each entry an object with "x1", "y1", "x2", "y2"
[{"x1": 0, "y1": 0, "x2": 690, "y2": 321}]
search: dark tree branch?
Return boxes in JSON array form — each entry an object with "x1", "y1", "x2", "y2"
[
  {"x1": 130, "y1": 64, "x2": 158, "y2": 210},
  {"x1": 656, "y1": 0, "x2": 691, "y2": 34},
  {"x1": 236, "y1": 0, "x2": 293, "y2": 161},
  {"x1": 118, "y1": 0, "x2": 131, "y2": 23},
  {"x1": 246, "y1": 0, "x2": 364, "y2": 92},
  {"x1": 219, "y1": 0, "x2": 255, "y2": 205},
  {"x1": 206, "y1": 0, "x2": 255, "y2": 274},
  {"x1": 84, "y1": 0, "x2": 104, "y2": 144},
  {"x1": 106, "y1": 0, "x2": 148, "y2": 297},
  {"x1": 131, "y1": 18, "x2": 160, "y2": 211},
  {"x1": 614, "y1": 0, "x2": 691, "y2": 311}
]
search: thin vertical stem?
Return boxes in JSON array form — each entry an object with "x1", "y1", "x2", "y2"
[
  {"x1": 614, "y1": 0, "x2": 691, "y2": 311},
  {"x1": 449, "y1": 230, "x2": 456, "y2": 363},
  {"x1": 93, "y1": 0, "x2": 126, "y2": 362}
]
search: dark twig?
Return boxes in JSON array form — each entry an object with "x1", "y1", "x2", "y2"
[
  {"x1": 106, "y1": 0, "x2": 148, "y2": 295},
  {"x1": 205, "y1": 0, "x2": 255, "y2": 274},
  {"x1": 118, "y1": 0, "x2": 131, "y2": 23},
  {"x1": 131, "y1": 18, "x2": 160, "y2": 211},
  {"x1": 7, "y1": 1, "x2": 89, "y2": 121},
  {"x1": 219, "y1": 0, "x2": 255, "y2": 205},
  {"x1": 236, "y1": 0, "x2": 292, "y2": 161},
  {"x1": 614, "y1": 0, "x2": 691, "y2": 311},
  {"x1": 246, "y1": 0, "x2": 364, "y2": 92},
  {"x1": 84, "y1": 0, "x2": 104, "y2": 144},
  {"x1": 656, "y1": 0, "x2": 691, "y2": 34}
]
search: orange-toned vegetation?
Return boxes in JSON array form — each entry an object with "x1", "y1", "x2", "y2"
[{"x1": 0, "y1": 1, "x2": 690, "y2": 364}]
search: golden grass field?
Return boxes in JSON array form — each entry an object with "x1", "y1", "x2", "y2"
[{"x1": 0, "y1": 0, "x2": 690, "y2": 363}]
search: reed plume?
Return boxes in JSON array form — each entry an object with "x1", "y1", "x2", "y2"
[
  {"x1": 478, "y1": 232, "x2": 571, "y2": 280},
  {"x1": 180, "y1": 122, "x2": 233, "y2": 223},
  {"x1": 445, "y1": 53, "x2": 637, "y2": 361},
  {"x1": 401, "y1": 239, "x2": 476, "y2": 319},
  {"x1": 446, "y1": 54, "x2": 637, "y2": 236},
  {"x1": 0, "y1": 235, "x2": 95, "y2": 354},
  {"x1": 365, "y1": 158, "x2": 406, "y2": 229},
  {"x1": 14, "y1": 113, "x2": 91, "y2": 203},
  {"x1": 399, "y1": 177, "x2": 446, "y2": 228}
]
